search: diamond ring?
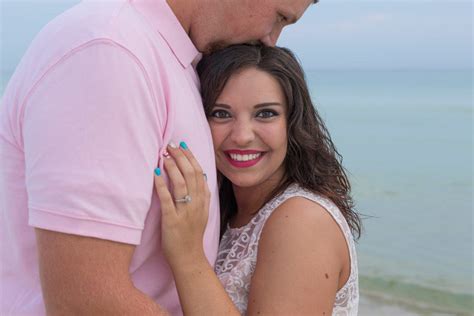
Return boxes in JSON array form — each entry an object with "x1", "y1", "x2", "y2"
[{"x1": 174, "y1": 195, "x2": 192, "y2": 203}]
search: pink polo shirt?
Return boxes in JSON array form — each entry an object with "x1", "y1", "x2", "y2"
[{"x1": 0, "y1": 0, "x2": 220, "y2": 314}]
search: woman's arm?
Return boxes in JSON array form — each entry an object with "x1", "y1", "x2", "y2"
[
  {"x1": 246, "y1": 196, "x2": 350, "y2": 316},
  {"x1": 154, "y1": 143, "x2": 349, "y2": 315},
  {"x1": 154, "y1": 143, "x2": 240, "y2": 316}
]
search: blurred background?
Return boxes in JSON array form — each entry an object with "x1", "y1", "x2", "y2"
[{"x1": 1, "y1": 0, "x2": 472, "y2": 315}]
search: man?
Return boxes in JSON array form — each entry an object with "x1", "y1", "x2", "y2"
[{"x1": 0, "y1": 0, "x2": 314, "y2": 314}]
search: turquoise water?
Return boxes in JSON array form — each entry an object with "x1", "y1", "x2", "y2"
[
  {"x1": 306, "y1": 70, "x2": 473, "y2": 313},
  {"x1": 2, "y1": 69, "x2": 473, "y2": 312}
]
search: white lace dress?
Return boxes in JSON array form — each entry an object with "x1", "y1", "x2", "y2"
[{"x1": 215, "y1": 184, "x2": 359, "y2": 315}]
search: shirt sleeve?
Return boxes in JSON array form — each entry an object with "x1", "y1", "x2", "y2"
[{"x1": 23, "y1": 40, "x2": 164, "y2": 245}]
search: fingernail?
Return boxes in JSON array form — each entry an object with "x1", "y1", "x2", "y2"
[
  {"x1": 154, "y1": 168, "x2": 161, "y2": 176},
  {"x1": 179, "y1": 141, "x2": 188, "y2": 150},
  {"x1": 168, "y1": 142, "x2": 177, "y2": 149}
]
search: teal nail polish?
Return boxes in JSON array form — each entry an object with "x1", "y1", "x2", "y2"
[
  {"x1": 154, "y1": 168, "x2": 161, "y2": 176},
  {"x1": 179, "y1": 141, "x2": 188, "y2": 150}
]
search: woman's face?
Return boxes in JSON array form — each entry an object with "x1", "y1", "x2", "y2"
[{"x1": 208, "y1": 67, "x2": 288, "y2": 189}]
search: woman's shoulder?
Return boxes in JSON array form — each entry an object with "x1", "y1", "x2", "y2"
[
  {"x1": 263, "y1": 192, "x2": 344, "y2": 243},
  {"x1": 260, "y1": 186, "x2": 359, "y2": 309},
  {"x1": 268, "y1": 184, "x2": 354, "y2": 239},
  {"x1": 260, "y1": 191, "x2": 347, "y2": 257},
  {"x1": 252, "y1": 188, "x2": 354, "y2": 309},
  {"x1": 258, "y1": 184, "x2": 354, "y2": 266}
]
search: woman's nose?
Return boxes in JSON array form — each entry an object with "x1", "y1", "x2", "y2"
[{"x1": 230, "y1": 120, "x2": 255, "y2": 146}]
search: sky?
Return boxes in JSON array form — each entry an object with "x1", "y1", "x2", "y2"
[{"x1": 0, "y1": 0, "x2": 472, "y2": 74}]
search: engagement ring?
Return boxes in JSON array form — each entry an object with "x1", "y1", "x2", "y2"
[{"x1": 174, "y1": 195, "x2": 192, "y2": 203}]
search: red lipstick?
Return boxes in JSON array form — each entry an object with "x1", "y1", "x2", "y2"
[{"x1": 224, "y1": 150, "x2": 265, "y2": 168}]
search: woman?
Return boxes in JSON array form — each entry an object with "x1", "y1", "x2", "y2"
[{"x1": 154, "y1": 44, "x2": 361, "y2": 315}]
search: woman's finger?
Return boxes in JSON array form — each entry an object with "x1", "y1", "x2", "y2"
[
  {"x1": 179, "y1": 141, "x2": 210, "y2": 220},
  {"x1": 166, "y1": 143, "x2": 197, "y2": 195},
  {"x1": 154, "y1": 167, "x2": 177, "y2": 220},
  {"x1": 178, "y1": 141, "x2": 206, "y2": 195},
  {"x1": 203, "y1": 179, "x2": 211, "y2": 216},
  {"x1": 163, "y1": 154, "x2": 188, "y2": 203}
]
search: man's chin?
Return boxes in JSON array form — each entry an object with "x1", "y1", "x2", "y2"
[
  {"x1": 203, "y1": 40, "x2": 262, "y2": 55},
  {"x1": 203, "y1": 41, "x2": 228, "y2": 55}
]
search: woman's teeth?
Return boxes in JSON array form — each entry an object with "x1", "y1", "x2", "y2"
[{"x1": 229, "y1": 153, "x2": 261, "y2": 162}]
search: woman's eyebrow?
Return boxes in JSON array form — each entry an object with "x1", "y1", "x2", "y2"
[
  {"x1": 254, "y1": 102, "x2": 282, "y2": 109},
  {"x1": 214, "y1": 103, "x2": 231, "y2": 109},
  {"x1": 213, "y1": 102, "x2": 283, "y2": 109}
]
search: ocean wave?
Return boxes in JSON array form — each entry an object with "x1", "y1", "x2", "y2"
[{"x1": 360, "y1": 275, "x2": 474, "y2": 315}]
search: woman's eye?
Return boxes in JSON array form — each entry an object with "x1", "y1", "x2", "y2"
[
  {"x1": 256, "y1": 110, "x2": 278, "y2": 119},
  {"x1": 210, "y1": 109, "x2": 231, "y2": 119}
]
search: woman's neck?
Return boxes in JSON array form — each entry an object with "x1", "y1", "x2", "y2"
[{"x1": 231, "y1": 175, "x2": 285, "y2": 228}]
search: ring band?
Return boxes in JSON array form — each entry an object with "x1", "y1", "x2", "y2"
[
  {"x1": 203, "y1": 173, "x2": 207, "y2": 181},
  {"x1": 174, "y1": 195, "x2": 192, "y2": 203}
]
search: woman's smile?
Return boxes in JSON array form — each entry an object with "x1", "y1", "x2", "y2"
[{"x1": 224, "y1": 150, "x2": 266, "y2": 168}]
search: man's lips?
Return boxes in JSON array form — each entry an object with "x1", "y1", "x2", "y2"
[{"x1": 223, "y1": 150, "x2": 265, "y2": 168}]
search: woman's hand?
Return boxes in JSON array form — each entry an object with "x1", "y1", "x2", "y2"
[
  {"x1": 154, "y1": 142, "x2": 210, "y2": 268},
  {"x1": 154, "y1": 143, "x2": 239, "y2": 316}
]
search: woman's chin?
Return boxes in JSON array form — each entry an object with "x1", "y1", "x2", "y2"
[{"x1": 225, "y1": 175, "x2": 261, "y2": 189}]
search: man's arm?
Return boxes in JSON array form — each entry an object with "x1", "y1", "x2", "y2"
[
  {"x1": 23, "y1": 41, "x2": 168, "y2": 314},
  {"x1": 36, "y1": 228, "x2": 168, "y2": 315}
]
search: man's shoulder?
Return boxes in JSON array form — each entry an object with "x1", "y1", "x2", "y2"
[
  {"x1": 12, "y1": 0, "x2": 172, "y2": 98},
  {"x1": 35, "y1": 1, "x2": 164, "y2": 56}
]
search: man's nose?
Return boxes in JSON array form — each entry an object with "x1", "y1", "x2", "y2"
[
  {"x1": 260, "y1": 26, "x2": 283, "y2": 47},
  {"x1": 230, "y1": 120, "x2": 255, "y2": 146}
]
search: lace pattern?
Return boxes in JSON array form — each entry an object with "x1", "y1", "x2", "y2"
[{"x1": 215, "y1": 184, "x2": 359, "y2": 315}]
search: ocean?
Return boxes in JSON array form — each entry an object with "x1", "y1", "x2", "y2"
[
  {"x1": 1, "y1": 69, "x2": 473, "y2": 314},
  {"x1": 305, "y1": 69, "x2": 473, "y2": 314}
]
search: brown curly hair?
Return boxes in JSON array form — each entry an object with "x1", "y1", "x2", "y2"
[{"x1": 197, "y1": 44, "x2": 362, "y2": 239}]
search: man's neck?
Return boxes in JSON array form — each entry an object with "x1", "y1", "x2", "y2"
[{"x1": 166, "y1": 0, "x2": 194, "y2": 34}]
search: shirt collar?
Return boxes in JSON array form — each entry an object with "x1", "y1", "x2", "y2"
[{"x1": 132, "y1": 0, "x2": 201, "y2": 68}]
